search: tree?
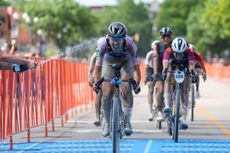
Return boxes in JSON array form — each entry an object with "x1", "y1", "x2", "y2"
[
  {"x1": 96, "y1": 0, "x2": 152, "y2": 57},
  {"x1": 156, "y1": 0, "x2": 200, "y2": 37},
  {"x1": 187, "y1": 0, "x2": 230, "y2": 54},
  {"x1": 13, "y1": 0, "x2": 97, "y2": 49}
]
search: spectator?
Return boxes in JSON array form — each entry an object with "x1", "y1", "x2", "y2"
[{"x1": 0, "y1": 23, "x2": 37, "y2": 72}]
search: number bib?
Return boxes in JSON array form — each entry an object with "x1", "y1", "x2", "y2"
[{"x1": 174, "y1": 70, "x2": 185, "y2": 83}]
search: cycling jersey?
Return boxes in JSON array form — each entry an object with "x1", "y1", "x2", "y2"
[
  {"x1": 96, "y1": 36, "x2": 139, "y2": 66},
  {"x1": 163, "y1": 47, "x2": 195, "y2": 66},
  {"x1": 151, "y1": 40, "x2": 167, "y2": 74},
  {"x1": 145, "y1": 51, "x2": 155, "y2": 68}
]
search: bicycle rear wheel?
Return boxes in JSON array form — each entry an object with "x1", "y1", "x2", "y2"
[
  {"x1": 173, "y1": 89, "x2": 181, "y2": 142},
  {"x1": 112, "y1": 96, "x2": 120, "y2": 153}
]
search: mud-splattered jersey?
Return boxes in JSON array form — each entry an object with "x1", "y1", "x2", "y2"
[{"x1": 95, "y1": 36, "x2": 139, "y2": 66}]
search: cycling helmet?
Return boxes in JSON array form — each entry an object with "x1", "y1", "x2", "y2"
[
  {"x1": 171, "y1": 37, "x2": 187, "y2": 53},
  {"x1": 159, "y1": 27, "x2": 172, "y2": 36},
  {"x1": 107, "y1": 22, "x2": 127, "y2": 38}
]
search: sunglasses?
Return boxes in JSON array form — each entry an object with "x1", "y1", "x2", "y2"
[
  {"x1": 161, "y1": 35, "x2": 170, "y2": 38},
  {"x1": 109, "y1": 36, "x2": 124, "y2": 42}
]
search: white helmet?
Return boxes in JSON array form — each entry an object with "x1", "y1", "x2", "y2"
[{"x1": 171, "y1": 37, "x2": 187, "y2": 53}]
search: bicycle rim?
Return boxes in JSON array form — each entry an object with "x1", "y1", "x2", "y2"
[
  {"x1": 112, "y1": 96, "x2": 120, "y2": 153},
  {"x1": 173, "y1": 89, "x2": 181, "y2": 142}
]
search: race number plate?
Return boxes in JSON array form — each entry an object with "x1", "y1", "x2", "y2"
[{"x1": 174, "y1": 70, "x2": 185, "y2": 83}]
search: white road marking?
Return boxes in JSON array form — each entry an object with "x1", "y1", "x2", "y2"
[
  {"x1": 17, "y1": 141, "x2": 42, "y2": 153},
  {"x1": 143, "y1": 140, "x2": 152, "y2": 153}
]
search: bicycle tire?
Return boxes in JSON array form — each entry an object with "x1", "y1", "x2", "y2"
[
  {"x1": 173, "y1": 88, "x2": 181, "y2": 142},
  {"x1": 112, "y1": 96, "x2": 120, "y2": 153}
]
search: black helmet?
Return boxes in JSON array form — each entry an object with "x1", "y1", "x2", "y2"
[
  {"x1": 159, "y1": 27, "x2": 172, "y2": 36},
  {"x1": 108, "y1": 22, "x2": 127, "y2": 38}
]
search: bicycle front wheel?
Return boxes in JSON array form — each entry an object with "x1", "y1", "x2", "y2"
[
  {"x1": 112, "y1": 96, "x2": 121, "y2": 153},
  {"x1": 173, "y1": 88, "x2": 181, "y2": 142}
]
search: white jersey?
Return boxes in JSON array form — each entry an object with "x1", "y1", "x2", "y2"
[{"x1": 144, "y1": 51, "x2": 155, "y2": 68}]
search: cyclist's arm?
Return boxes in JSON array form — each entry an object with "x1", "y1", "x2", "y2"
[
  {"x1": 187, "y1": 49, "x2": 195, "y2": 72},
  {"x1": 88, "y1": 52, "x2": 97, "y2": 82},
  {"x1": 94, "y1": 39, "x2": 106, "y2": 82},
  {"x1": 127, "y1": 38, "x2": 141, "y2": 85},
  {"x1": 162, "y1": 48, "x2": 170, "y2": 72},
  {"x1": 151, "y1": 43, "x2": 160, "y2": 76},
  {"x1": 134, "y1": 63, "x2": 141, "y2": 86},
  {"x1": 94, "y1": 52, "x2": 103, "y2": 83},
  {"x1": 196, "y1": 52, "x2": 206, "y2": 72}
]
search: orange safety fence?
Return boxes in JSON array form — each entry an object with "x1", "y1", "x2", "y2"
[
  {"x1": 5, "y1": 59, "x2": 227, "y2": 149},
  {"x1": 0, "y1": 58, "x2": 95, "y2": 150},
  {"x1": 205, "y1": 63, "x2": 230, "y2": 82}
]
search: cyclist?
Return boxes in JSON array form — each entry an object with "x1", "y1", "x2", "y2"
[
  {"x1": 145, "y1": 27, "x2": 173, "y2": 121},
  {"x1": 162, "y1": 37, "x2": 196, "y2": 129},
  {"x1": 88, "y1": 52, "x2": 103, "y2": 126},
  {"x1": 0, "y1": 22, "x2": 36, "y2": 71},
  {"x1": 94, "y1": 22, "x2": 141, "y2": 137},
  {"x1": 189, "y1": 44, "x2": 207, "y2": 98},
  {"x1": 144, "y1": 50, "x2": 155, "y2": 121}
]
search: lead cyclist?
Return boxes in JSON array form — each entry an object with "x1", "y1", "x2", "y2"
[{"x1": 94, "y1": 22, "x2": 141, "y2": 137}]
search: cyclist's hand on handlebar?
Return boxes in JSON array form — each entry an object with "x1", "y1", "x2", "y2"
[
  {"x1": 161, "y1": 72, "x2": 167, "y2": 81},
  {"x1": 133, "y1": 85, "x2": 141, "y2": 94},
  {"x1": 93, "y1": 77, "x2": 104, "y2": 93},
  {"x1": 92, "y1": 84, "x2": 101, "y2": 93},
  {"x1": 88, "y1": 80, "x2": 94, "y2": 87},
  {"x1": 129, "y1": 78, "x2": 140, "y2": 94},
  {"x1": 202, "y1": 74, "x2": 207, "y2": 82},
  {"x1": 190, "y1": 70, "x2": 197, "y2": 83}
]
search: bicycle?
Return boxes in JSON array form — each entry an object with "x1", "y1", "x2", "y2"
[
  {"x1": 145, "y1": 74, "x2": 164, "y2": 129},
  {"x1": 94, "y1": 64, "x2": 140, "y2": 153},
  {"x1": 189, "y1": 68, "x2": 205, "y2": 122},
  {"x1": 163, "y1": 64, "x2": 192, "y2": 142}
]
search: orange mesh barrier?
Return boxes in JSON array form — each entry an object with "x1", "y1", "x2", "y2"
[
  {"x1": 0, "y1": 59, "x2": 146, "y2": 150},
  {"x1": 205, "y1": 63, "x2": 230, "y2": 82},
  {"x1": 0, "y1": 59, "x2": 95, "y2": 150}
]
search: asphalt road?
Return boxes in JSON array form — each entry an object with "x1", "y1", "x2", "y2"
[{"x1": 1, "y1": 78, "x2": 230, "y2": 152}]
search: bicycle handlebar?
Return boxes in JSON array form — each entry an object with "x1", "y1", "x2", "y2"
[{"x1": 93, "y1": 77, "x2": 140, "y2": 94}]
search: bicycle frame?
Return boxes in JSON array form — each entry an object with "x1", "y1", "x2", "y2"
[
  {"x1": 94, "y1": 64, "x2": 138, "y2": 153},
  {"x1": 110, "y1": 77, "x2": 123, "y2": 153}
]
